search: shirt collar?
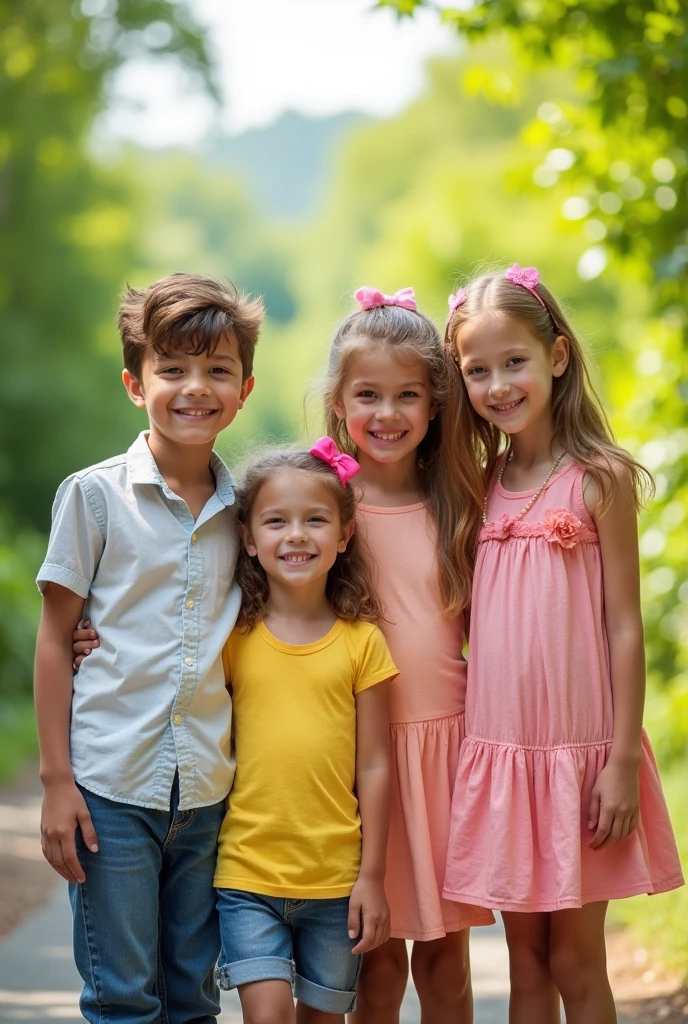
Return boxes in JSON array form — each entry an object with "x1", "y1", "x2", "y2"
[{"x1": 127, "y1": 431, "x2": 235, "y2": 507}]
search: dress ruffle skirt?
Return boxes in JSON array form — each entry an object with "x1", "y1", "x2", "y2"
[
  {"x1": 443, "y1": 730, "x2": 683, "y2": 913},
  {"x1": 387, "y1": 712, "x2": 494, "y2": 938}
]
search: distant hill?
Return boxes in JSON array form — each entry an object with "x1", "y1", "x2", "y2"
[{"x1": 204, "y1": 110, "x2": 371, "y2": 217}]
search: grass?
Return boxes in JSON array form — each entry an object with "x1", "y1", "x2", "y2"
[
  {"x1": 0, "y1": 699, "x2": 38, "y2": 785},
  {"x1": 610, "y1": 760, "x2": 688, "y2": 977}
]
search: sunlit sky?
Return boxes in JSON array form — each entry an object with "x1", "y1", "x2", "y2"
[{"x1": 97, "y1": 0, "x2": 459, "y2": 145}]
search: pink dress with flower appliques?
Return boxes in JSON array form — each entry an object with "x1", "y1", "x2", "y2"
[{"x1": 443, "y1": 460, "x2": 683, "y2": 913}]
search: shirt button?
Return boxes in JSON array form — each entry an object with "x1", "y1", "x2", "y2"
[
  {"x1": 184, "y1": 657, "x2": 193, "y2": 666},
  {"x1": 173, "y1": 714, "x2": 182, "y2": 726},
  {"x1": 191, "y1": 533, "x2": 197, "y2": 543},
  {"x1": 186, "y1": 599, "x2": 195, "y2": 609}
]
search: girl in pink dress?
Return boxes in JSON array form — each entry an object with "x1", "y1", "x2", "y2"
[
  {"x1": 323, "y1": 287, "x2": 493, "y2": 1023},
  {"x1": 442, "y1": 265, "x2": 683, "y2": 1024}
]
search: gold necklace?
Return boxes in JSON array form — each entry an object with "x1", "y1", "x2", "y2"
[{"x1": 483, "y1": 449, "x2": 566, "y2": 525}]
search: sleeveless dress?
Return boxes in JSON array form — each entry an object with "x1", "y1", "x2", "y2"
[
  {"x1": 358, "y1": 503, "x2": 493, "y2": 939},
  {"x1": 443, "y1": 461, "x2": 683, "y2": 913}
]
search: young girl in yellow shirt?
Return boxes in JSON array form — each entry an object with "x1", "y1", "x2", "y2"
[{"x1": 214, "y1": 441, "x2": 397, "y2": 1023}]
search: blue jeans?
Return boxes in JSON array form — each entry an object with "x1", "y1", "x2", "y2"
[
  {"x1": 69, "y1": 779, "x2": 225, "y2": 1024},
  {"x1": 216, "y1": 889, "x2": 362, "y2": 1014}
]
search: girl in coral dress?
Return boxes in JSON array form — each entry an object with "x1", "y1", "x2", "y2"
[
  {"x1": 442, "y1": 265, "x2": 683, "y2": 1024},
  {"x1": 324, "y1": 286, "x2": 493, "y2": 1023}
]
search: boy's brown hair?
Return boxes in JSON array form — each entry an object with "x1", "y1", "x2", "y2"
[{"x1": 118, "y1": 272, "x2": 264, "y2": 381}]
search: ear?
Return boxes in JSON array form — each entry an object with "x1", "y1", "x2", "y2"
[
  {"x1": 239, "y1": 523, "x2": 257, "y2": 557},
  {"x1": 337, "y1": 520, "x2": 355, "y2": 553},
  {"x1": 122, "y1": 369, "x2": 147, "y2": 409},
  {"x1": 238, "y1": 375, "x2": 255, "y2": 410},
  {"x1": 332, "y1": 395, "x2": 347, "y2": 422},
  {"x1": 551, "y1": 335, "x2": 570, "y2": 378}
]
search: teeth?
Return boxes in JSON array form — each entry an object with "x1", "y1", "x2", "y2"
[
  {"x1": 371, "y1": 431, "x2": 404, "y2": 440},
  {"x1": 493, "y1": 399, "x2": 522, "y2": 412},
  {"x1": 175, "y1": 409, "x2": 216, "y2": 416},
  {"x1": 282, "y1": 554, "x2": 312, "y2": 562}
]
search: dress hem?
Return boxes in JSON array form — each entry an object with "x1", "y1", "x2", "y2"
[
  {"x1": 442, "y1": 874, "x2": 685, "y2": 913},
  {"x1": 389, "y1": 912, "x2": 494, "y2": 941}
]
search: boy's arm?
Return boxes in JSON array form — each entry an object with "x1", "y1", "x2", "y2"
[
  {"x1": 35, "y1": 583, "x2": 98, "y2": 883},
  {"x1": 349, "y1": 680, "x2": 391, "y2": 954}
]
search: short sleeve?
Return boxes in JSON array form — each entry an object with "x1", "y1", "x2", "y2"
[
  {"x1": 353, "y1": 625, "x2": 398, "y2": 695},
  {"x1": 36, "y1": 476, "x2": 105, "y2": 598}
]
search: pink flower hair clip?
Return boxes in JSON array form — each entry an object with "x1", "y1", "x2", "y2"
[
  {"x1": 448, "y1": 288, "x2": 467, "y2": 315},
  {"x1": 504, "y1": 264, "x2": 547, "y2": 309},
  {"x1": 354, "y1": 286, "x2": 417, "y2": 312},
  {"x1": 310, "y1": 436, "x2": 360, "y2": 487}
]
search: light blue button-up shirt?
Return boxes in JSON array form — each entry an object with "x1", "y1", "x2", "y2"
[{"x1": 37, "y1": 432, "x2": 241, "y2": 810}]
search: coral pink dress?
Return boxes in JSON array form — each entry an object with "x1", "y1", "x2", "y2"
[
  {"x1": 358, "y1": 503, "x2": 494, "y2": 940},
  {"x1": 443, "y1": 461, "x2": 683, "y2": 913}
]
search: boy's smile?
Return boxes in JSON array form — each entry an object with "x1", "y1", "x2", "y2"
[{"x1": 122, "y1": 331, "x2": 254, "y2": 450}]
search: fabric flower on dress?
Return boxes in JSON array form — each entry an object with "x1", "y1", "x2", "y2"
[
  {"x1": 542, "y1": 508, "x2": 585, "y2": 549},
  {"x1": 481, "y1": 513, "x2": 516, "y2": 541}
]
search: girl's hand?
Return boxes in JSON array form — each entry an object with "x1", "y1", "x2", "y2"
[
  {"x1": 588, "y1": 760, "x2": 640, "y2": 850},
  {"x1": 348, "y1": 875, "x2": 390, "y2": 954},
  {"x1": 72, "y1": 619, "x2": 100, "y2": 671}
]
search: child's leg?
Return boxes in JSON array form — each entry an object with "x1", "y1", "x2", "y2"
[
  {"x1": 296, "y1": 1003, "x2": 342, "y2": 1023},
  {"x1": 549, "y1": 902, "x2": 616, "y2": 1024},
  {"x1": 216, "y1": 889, "x2": 295, "y2": 1019},
  {"x1": 69, "y1": 787, "x2": 170, "y2": 1024},
  {"x1": 239, "y1": 980, "x2": 296, "y2": 1024},
  {"x1": 348, "y1": 938, "x2": 409, "y2": 1023},
  {"x1": 502, "y1": 911, "x2": 560, "y2": 1024},
  {"x1": 290, "y1": 897, "x2": 361, "y2": 1018},
  {"x1": 157, "y1": 787, "x2": 226, "y2": 1023},
  {"x1": 410, "y1": 929, "x2": 473, "y2": 1023}
]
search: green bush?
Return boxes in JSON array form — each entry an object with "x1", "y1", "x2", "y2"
[{"x1": 0, "y1": 514, "x2": 43, "y2": 701}]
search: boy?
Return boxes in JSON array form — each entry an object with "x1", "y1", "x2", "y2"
[{"x1": 34, "y1": 272, "x2": 262, "y2": 1024}]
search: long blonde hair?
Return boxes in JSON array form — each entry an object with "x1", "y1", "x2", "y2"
[
  {"x1": 234, "y1": 448, "x2": 383, "y2": 630},
  {"x1": 323, "y1": 303, "x2": 484, "y2": 616},
  {"x1": 444, "y1": 270, "x2": 653, "y2": 516}
]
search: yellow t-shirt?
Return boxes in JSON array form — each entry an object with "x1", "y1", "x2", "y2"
[{"x1": 214, "y1": 618, "x2": 397, "y2": 899}]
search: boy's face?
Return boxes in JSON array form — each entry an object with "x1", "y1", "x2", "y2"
[{"x1": 122, "y1": 331, "x2": 254, "y2": 449}]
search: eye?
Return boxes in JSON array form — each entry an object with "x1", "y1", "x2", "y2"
[
  {"x1": 400, "y1": 390, "x2": 420, "y2": 399},
  {"x1": 308, "y1": 515, "x2": 328, "y2": 523},
  {"x1": 263, "y1": 516, "x2": 285, "y2": 525},
  {"x1": 465, "y1": 366, "x2": 485, "y2": 377},
  {"x1": 507, "y1": 357, "x2": 525, "y2": 367},
  {"x1": 158, "y1": 365, "x2": 183, "y2": 375},
  {"x1": 209, "y1": 366, "x2": 232, "y2": 375},
  {"x1": 356, "y1": 389, "x2": 376, "y2": 399}
]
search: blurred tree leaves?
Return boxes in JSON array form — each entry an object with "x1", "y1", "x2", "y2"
[{"x1": 0, "y1": 0, "x2": 213, "y2": 529}]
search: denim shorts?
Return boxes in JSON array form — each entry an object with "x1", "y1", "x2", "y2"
[{"x1": 216, "y1": 888, "x2": 362, "y2": 1014}]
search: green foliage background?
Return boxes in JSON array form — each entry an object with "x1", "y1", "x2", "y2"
[{"x1": 1, "y1": 0, "x2": 685, "y2": 967}]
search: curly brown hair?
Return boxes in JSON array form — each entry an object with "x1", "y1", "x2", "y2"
[
  {"x1": 323, "y1": 303, "x2": 484, "y2": 616},
  {"x1": 235, "y1": 448, "x2": 383, "y2": 630}
]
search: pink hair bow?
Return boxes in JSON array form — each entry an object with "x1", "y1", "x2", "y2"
[
  {"x1": 310, "y1": 436, "x2": 360, "y2": 487},
  {"x1": 448, "y1": 288, "x2": 467, "y2": 314},
  {"x1": 504, "y1": 263, "x2": 546, "y2": 309},
  {"x1": 354, "y1": 286, "x2": 417, "y2": 312}
]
